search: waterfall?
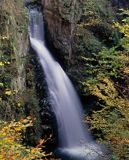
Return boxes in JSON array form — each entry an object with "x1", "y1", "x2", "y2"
[{"x1": 28, "y1": 7, "x2": 107, "y2": 160}]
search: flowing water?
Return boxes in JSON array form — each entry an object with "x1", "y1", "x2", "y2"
[{"x1": 28, "y1": 7, "x2": 107, "y2": 160}]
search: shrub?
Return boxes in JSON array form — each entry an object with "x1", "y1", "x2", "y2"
[
  {"x1": 80, "y1": 10, "x2": 129, "y2": 159},
  {"x1": 0, "y1": 117, "x2": 50, "y2": 160}
]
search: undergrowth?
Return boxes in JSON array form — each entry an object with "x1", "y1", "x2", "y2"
[{"x1": 80, "y1": 10, "x2": 129, "y2": 160}]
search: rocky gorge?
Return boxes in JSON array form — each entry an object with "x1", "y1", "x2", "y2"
[{"x1": 0, "y1": 0, "x2": 129, "y2": 159}]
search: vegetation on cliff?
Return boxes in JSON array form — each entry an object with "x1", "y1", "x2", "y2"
[
  {"x1": 61, "y1": 2, "x2": 128, "y2": 159},
  {"x1": 0, "y1": 117, "x2": 49, "y2": 160},
  {"x1": 0, "y1": 0, "x2": 28, "y2": 121},
  {"x1": 0, "y1": 0, "x2": 48, "y2": 159},
  {"x1": 78, "y1": 10, "x2": 129, "y2": 160}
]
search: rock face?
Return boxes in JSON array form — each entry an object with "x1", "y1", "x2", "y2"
[
  {"x1": 0, "y1": 0, "x2": 29, "y2": 120},
  {"x1": 41, "y1": 0, "x2": 117, "y2": 66},
  {"x1": 42, "y1": 0, "x2": 82, "y2": 62},
  {"x1": 1, "y1": 0, "x2": 28, "y2": 93},
  {"x1": 0, "y1": 0, "x2": 42, "y2": 144}
]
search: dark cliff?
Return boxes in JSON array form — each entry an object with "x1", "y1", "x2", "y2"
[{"x1": 41, "y1": 0, "x2": 117, "y2": 65}]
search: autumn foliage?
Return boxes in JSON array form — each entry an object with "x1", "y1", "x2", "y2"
[
  {"x1": 81, "y1": 10, "x2": 129, "y2": 159},
  {"x1": 0, "y1": 117, "x2": 50, "y2": 160}
]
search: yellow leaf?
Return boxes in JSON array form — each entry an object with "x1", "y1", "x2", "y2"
[
  {"x1": 5, "y1": 90, "x2": 12, "y2": 96},
  {"x1": 0, "y1": 62, "x2": 4, "y2": 66},
  {"x1": 0, "y1": 83, "x2": 4, "y2": 87},
  {"x1": 1, "y1": 36, "x2": 8, "y2": 40},
  {"x1": 17, "y1": 103, "x2": 21, "y2": 107}
]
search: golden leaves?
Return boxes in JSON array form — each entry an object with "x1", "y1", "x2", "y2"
[
  {"x1": 88, "y1": 77, "x2": 117, "y2": 103},
  {"x1": 0, "y1": 118, "x2": 49, "y2": 160},
  {"x1": 115, "y1": 22, "x2": 129, "y2": 38},
  {"x1": 4, "y1": 90, "x2": 12, "y2": 96},
  {"x1": 0, "y1": 62, "x2": 4, "y2": 66},
  {"x1": 123, "y1": 67, "x2": 129, "y2": 75}
]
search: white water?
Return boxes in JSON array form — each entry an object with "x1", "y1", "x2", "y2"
[{"x1": 28, "y1": 7, "x2": 106, "y2": 160}]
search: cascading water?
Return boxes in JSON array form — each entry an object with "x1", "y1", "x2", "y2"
[{"x1": 28, "y1": 6, "x2": 108, "y2": 160}]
